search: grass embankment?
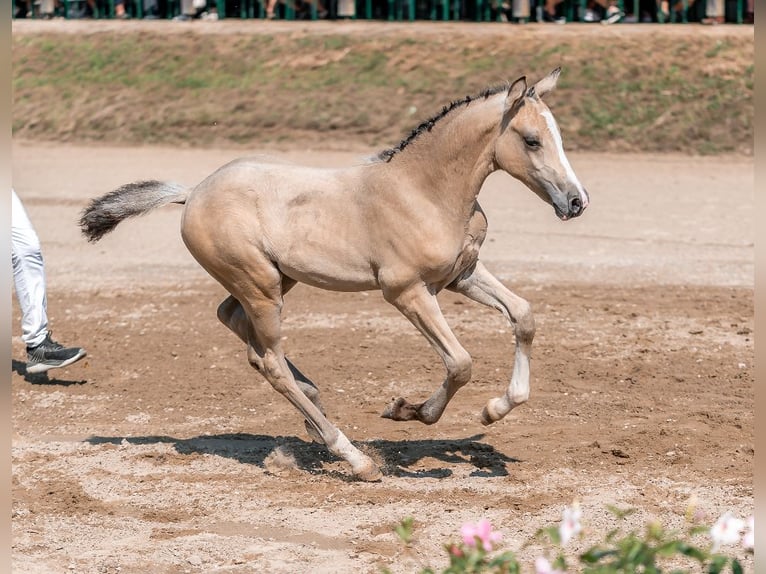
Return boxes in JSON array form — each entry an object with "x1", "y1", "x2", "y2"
[{"x1": 12, "y1": 29, "x2": 753, "y2": 154}]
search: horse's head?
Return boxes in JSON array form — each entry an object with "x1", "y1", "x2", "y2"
[{"x1": 494, "y1": 68, "x2": 589, "y2": 221}]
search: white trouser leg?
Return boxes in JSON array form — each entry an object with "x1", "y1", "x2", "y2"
[
  {"x1": 11, "y1": 189, "x2": 49, "y2": 348},
  {"x1": 706, "y1": 0, "x2": 723, "y2": 17}
]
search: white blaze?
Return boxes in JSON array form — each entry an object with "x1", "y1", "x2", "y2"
[{"x1": 541, "y1": 110, "x2": 589, "y2": 208}]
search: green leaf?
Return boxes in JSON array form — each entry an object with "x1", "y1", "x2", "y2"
[
  {"x1": 580, "y1": 547, "x2": 618, "y2": 563},
  {"x1": 731, "y1": 559, "x2": 744, "y2": 574},
  {"x1": 536, "y1": 525, "x2": 561, "y2": 546},
  {"x1": 606, "y1": 505, "x2": 636, "y2": 520},
  {"x1": 487, "y1": 551, "x2": 518, "y2": 566},
  {"x1": 625, "y1": 540, "x2": 647, "y2": 563},
  {"x1": 708, "y1": 555, "x2": 728, "y2": 574},
  {"x1": 394, "y1": 517, "x2": 415, "y2": 544},
  {"x1": 673, "y1": 542, "x2": 707, "y2": 562}
]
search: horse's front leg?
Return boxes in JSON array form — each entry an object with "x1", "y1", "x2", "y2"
[
  {"x1": 381, "y1": 284, "x2": 472, "y2": 425},
  {"x1": 447, "y1": 261, "x2": 535, "y2": 425}
]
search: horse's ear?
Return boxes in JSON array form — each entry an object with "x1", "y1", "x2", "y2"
[
  {"x1": 530, "y1": 67, "x2": 561, "y2": 99},
  {"x1": 503, "y1": 76, "x2": 527, "y2": 116}
]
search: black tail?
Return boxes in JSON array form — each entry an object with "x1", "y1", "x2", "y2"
[{"x1": 79, "y1": 180, "x2": 189, "y2": 243}]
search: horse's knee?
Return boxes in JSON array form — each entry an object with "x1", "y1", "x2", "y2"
[{"x1": 448, "y1": 350, "x2": 472, "y2": 387}]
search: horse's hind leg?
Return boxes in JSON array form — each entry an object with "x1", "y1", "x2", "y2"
[
  {"x1": 447, "y1": 261, "x2": 535, "y2": 425},
  {"x1": 216, "y1": 294, "x2": 327, "y2": 443},
  {"x1": 228, "y1": 275, "x2": 381, "y2": 482}
]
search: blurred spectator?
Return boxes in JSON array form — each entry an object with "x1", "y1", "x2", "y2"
[
  {"x1": 658, "y1": 0, "x2": 696, "y2": 21},
  {"x1": 265, "y1": 0, "x2": 327, "y2": 19},
  {"x1": 114, "y1": 0, "x2": 130, "y2": 18},
  {"x1": 39, "y1": 0, "x2": 58, "y2": 17},
  {"x1": 12, "y1": 189, "x2": 87, "y2": 375},
  {"x1": 700, "y1": 0, "x2": 723, "y2": 23},
  {"x1": 14, "y1": 0, "x2": 32, "y2": 18},
  {"x1": 582, "y1": 0, "x2": 624, "y2": 22},
  {"x1": 173, "y1": 0, "x2": 197, "y2": 19},
  {"x1": 18, "y1": 0, "x2": 64, "y2": 18},
  {"x1": 336, "y1": 0, "x2": 353, "y2": 17},
  {"x1": 143, "y1": 0, "x2": 161, "y2": 18},
  {"x1": 173, "y1": 0, "x2": 218, "y2": 19},
  {"x1": 541, "y1": 0, "x2": 566, "y2": 22},
  {"x1": 495, "y1": 0, "x2": 531, "y2": 23},
  {"x1": 490, "y1": 0, "x2": 513, "y2": 22}
]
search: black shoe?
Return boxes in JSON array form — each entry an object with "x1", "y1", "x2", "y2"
[
  {"x1": 542, "y1": 10, "x2": 566, "y2": 23},
  {"x1": 26, "y1": 333, "x2": 87, "y2": 374}
]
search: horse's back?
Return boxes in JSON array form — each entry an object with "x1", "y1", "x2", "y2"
[{"x1": 180, "y1": 157, "x2": 382, "y2": 291}]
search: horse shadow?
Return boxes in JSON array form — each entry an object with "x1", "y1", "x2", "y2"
[
  {"x1": 11, "y1": 359, "x2": 88, "y2": 386},
  {"x1": 85, "y1": 432, "x2": 520, "y2": 480}
]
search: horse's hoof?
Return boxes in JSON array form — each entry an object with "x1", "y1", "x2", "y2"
[
  {"x1": 481, "y1": 398, "x2": 504, "y2": 426},
  {"x1": 381, "y1": 397, "x2": 405, "y2": 419},
  {"x1": 354, "y1": 463, "x2": 383, "y2": 482},
  {"x1": 381, "y1": 397, "x2": 420, "y2": 421}
]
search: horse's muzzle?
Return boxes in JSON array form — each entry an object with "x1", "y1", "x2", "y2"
[
  {"x1": 568, "y1": 195, "x2": 584, "y2": 217},
  {"x1": 563, "y1": 189, "x2": 588, "y2": 220},
  {"x1": 550, "y1": 187, "x2": 588, "y2": 221}
]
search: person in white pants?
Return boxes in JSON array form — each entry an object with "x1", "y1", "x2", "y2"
[
  {"x1": 701, "y1": 0, "x2": 724, "y2": 23},
  {"x1": 12, "y1": 189, "x2": 87, "y2": 375}
]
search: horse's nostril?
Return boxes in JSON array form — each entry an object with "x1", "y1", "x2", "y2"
[{"x1": 570, "y1": 197, "x2": 582, "y2": 214}]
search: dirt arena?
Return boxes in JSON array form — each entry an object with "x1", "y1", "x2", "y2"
[{"x1": 11, "y1": 136, "x2": 753, "y2": 573}]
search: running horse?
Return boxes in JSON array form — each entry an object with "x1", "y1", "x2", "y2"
[{"x1": 80, "y1": 68, "x2": 589, "y2": 481}]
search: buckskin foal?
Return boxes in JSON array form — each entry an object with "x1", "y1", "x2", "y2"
[{"x1": 80, "y1": 68, "x2": 589, "y2": 481}]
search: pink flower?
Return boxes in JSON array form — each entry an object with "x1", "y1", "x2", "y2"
[
  {"x1": 742, "y1": 516, "x2": 754, "y2": 551},
  {"x1": 710, "y1": 512, "x2": 745, "y2": 552},
  {"x1": 460, "y1": 519, "x2": 502, "y2": 551},
  {"x1": 559, "y1": 502, "x2": 582, "y2": 546},
  {"x1": 535, "y1": 556, "x2": 565, "y2": 574}
]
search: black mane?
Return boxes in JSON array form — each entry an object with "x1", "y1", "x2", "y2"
[{"x1": 376, "y1": 84, "x2": 509, "y2": 162}]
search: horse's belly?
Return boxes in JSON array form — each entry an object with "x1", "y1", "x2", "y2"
[{"x1": 277, "y1": 262, "x2": 379, "y2": 292}]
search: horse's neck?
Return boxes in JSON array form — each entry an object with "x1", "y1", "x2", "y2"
[{"x1": 398, "y1": 95, "x2": 503, "y2": 211}]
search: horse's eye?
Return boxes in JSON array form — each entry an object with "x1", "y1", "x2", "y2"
[{"x1": 524, "y1": 137, "x2": 541, "y2": 149}]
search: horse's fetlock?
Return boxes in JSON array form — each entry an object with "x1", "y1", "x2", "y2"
[{"x1": 508, "y1": 389, "x2": 529, "y2": 406}]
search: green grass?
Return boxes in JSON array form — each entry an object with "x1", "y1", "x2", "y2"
[{"x1": 12, "y1": 31, "x2": 754, "y2": 155}]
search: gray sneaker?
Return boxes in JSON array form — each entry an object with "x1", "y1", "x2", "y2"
[{"x1": 26, "y1": 333, "x2": 87, "y2": 374}]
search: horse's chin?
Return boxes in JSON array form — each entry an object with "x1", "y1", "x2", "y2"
[{"x1": 554, "y1": 207, "x2": 569, "y2": 221}]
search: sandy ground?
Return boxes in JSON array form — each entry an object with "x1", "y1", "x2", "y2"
[{"x1": 11, "y1": 141, "x2": 754, "y2": 573}]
